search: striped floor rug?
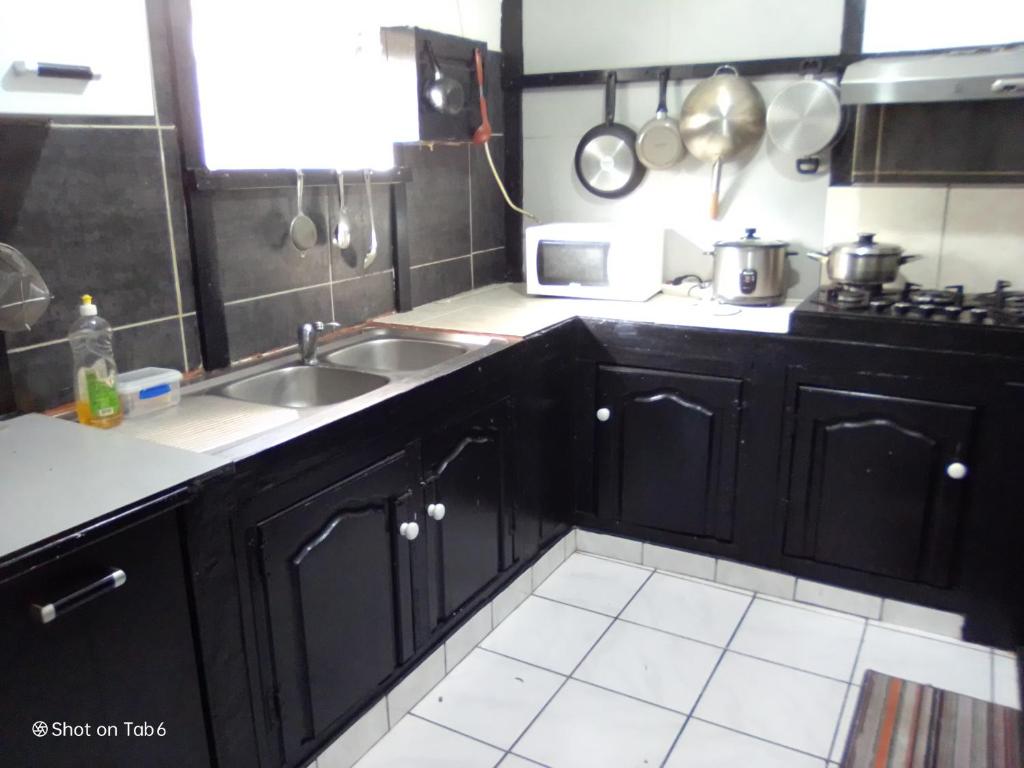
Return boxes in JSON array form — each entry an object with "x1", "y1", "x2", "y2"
[{"x1": 842, "y1": 670, "x2": 1022, "y2": 767}]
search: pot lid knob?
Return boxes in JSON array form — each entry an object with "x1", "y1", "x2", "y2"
[
  {"x1": 857, "y1": 233, "x2": 876, "y2": 245},
  {"x1": 744, "y1": 228, "x2": 758, "y2": 239}
]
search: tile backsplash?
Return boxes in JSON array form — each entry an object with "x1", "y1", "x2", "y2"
[
  {"x1": 0, "y1": 6, "x2": 510, "y2": 411},
  {"x1": 822, "y1": 185, "x2": 1024, "y2": 292}
]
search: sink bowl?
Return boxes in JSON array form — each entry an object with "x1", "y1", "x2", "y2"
[
  {"x1": 323, "y1": 337, "x2": 469, "y2": 372},
  {"x1": 214, "y1": 365, "x2": 388, "y2": 409}
]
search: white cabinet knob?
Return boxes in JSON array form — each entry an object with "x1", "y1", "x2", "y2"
[
  {"x1": 946, "y1": 462, "x2": 968, "y2": 480},
  {"x1": 399, "y1": 521, "x2": 420, "y2": 540},
  {"x1": 596, "y1": 407, "x2": 611, "y2": 422},
  {"x1": 427, "y1": 503, "x2": 446, "y2": 521}
]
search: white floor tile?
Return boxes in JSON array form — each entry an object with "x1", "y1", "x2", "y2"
[
  {"x1": 534, "y1": 553, "x2": 650, "y2": 616},
  {"x1": 515, "y1": 679, "x2": 684, "y2": 768},
  {"x1": 446, "y1": 606, "x2": 493, "y2": 671},
  {"x1": 666, "y1": 719, "x2": 827, "y2": 768},
  {"x1": 353, "y1": 715, "x2": 503, "y2": 768},
  {"x1": 853, "y1": 624, "x2": 991, "y2": 700},
  {"x1": 386, "y1": 646, "x2": 445, "y2": 725},
  {"x1": 492, "y1": 570, "x2": 532, "y2": 627},
  {"x1": 499, "y1": 756, "x2": 545, "y2": 767},
  {"x1": 829, "y1": 685, "x2": 860, "y2": 764},
  {"x1": 730, "y1": 597, "x2": 865, "y2": 681},
  {"x1": 531, "y1": 541, "x2": 568, "y2": 590},
  {"x1": 413, "y1": 649, "x2": 563, "y2": 750},
  {"x1": 642, "y1": 543, "x2": 716, "y2": 580},
  {"x1": 716, "y1": 560, "x2": 796, "y2": 599},
  {"x1": 480, "y1": 596, "x2": 611, "y2": 674},
  {"x1": 575, "y1": 529, "x2": 643, "y2": 563},
  {"x1": 879, "y1": 598, "x2": 964, "y2": 639},
  {"x1": 795, "y1": 579, "x2": 882, "y2": 620},
  {"x1": 573, "y1": 620, "x2": 722, "y2": 713},
  {"x1": 318, "y1": 699, "x2": 388, "y2": 768},
  {"x1": 695, "y1": 652, "x2": 847, "y2": 758},
  {"x1": 993, "y1": 653, "x2": 1021, "y2": 709},
  {"x1": 621, "y1": 572, "x2": 752, "y2": 646}
]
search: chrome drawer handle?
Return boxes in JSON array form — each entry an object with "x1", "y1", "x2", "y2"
[{"x1": 31, "y1": 568, "x2": 126, "y2": 624}]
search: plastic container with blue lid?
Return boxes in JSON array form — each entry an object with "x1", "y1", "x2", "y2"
[{"x1": 115, "y1": 367, "x2": 183, "y2": 418}]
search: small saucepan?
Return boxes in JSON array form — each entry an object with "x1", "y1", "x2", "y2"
[{"x1": 808, "y1": 233, "x2": 922, "y2": 285}]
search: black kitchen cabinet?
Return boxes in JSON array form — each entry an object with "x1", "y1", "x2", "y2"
[
  {"x1": 421, "y1": 397, "x2": 514, "y2": 632},
  {"x1": 782, "y1": 386, "x2": 975, "y2": 587},
  {"x1": 254, "y1": 449, "x2": 420, "y2": 766},
  {"x1": 0, "y1": 492, "x2": 210, "y2": 768},
  {"x1": 595, "y1": 365, "x2": 743, "y2": 542}
]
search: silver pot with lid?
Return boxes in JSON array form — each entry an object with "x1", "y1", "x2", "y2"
[
  {"x1": 808, "y1": 233, "x2": 922, "y2": 286},
  {"x1": 710, "y1": 228, "x2": 792, "y2": 306}
]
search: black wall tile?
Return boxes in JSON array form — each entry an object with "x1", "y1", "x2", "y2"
[
  {"x1": 223, "y1": 286, "x2": 332, "y2": 362},
  {"x1": 471, "y1": 136, "x2": 506, "y2": 252},
  {"x1": 473, "y1": 247, "x2": 508, "y2": 289},
  {"x1": 397, "y1": 143, "x2": 471, "y2": 266},
  {"x1": 8, "y1": 342, "x2": 72, "y2": 413},
  {"x1": 205, "y1": 186, "x2": 332, "y2": 303},
  {"x1": 160, "y1": 129, "x2": 196, "y2": 312},
  {"x1": 485, "y1": 51, "x2": 505, "y2": 134},
  {"x1": 0, "y1": 125, "x2": 182, "y2": 347},
  {"x1": 411, "y1": 257, "x2": 472, "y2": 307},
  {"x1": 182, "y1": 314, "x2": 203, "y2": 372},
  {"x1": 329, "y1": 182, "x2": 395, "y2": 280},
  {"x1": 333, "y1": 271, "x2": 396, "y2": 327},
  {"x1": 114, "y1": 318, "x2": 187, "y2": 373}
]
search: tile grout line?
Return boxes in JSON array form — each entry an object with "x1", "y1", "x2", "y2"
[
  {"x1": 823, "y1": 613, "x2": 870, "y2": 763},
  {"x1": 410, "y1": 253, "x2": 472, "y2": 270},
  {"x1": 503, "y1": 568, "x2": 658, "y2": 760},
  {"x1": 467, "y1": 143, "x2": 475, "y2": 291},
  {"x1": 154, "y1": 126, "x2": 191, "y2": 371},
  {"x1": 657, "y1": 594, "x2": 755, "y2": 768}
]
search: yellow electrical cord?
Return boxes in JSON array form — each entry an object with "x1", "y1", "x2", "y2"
[{"x1": 483, "y1": 140, "x2": 539, "y2": 222}]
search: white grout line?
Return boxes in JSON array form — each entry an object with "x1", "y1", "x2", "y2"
[
  {"x1": 471, "y1": 245, "x2": 505, "y2": 256},
  {"x1": 222, "y1": 281, "x2": 333, "y2": 306},
  {"x1": 7, "y1": 313, "x2": 193, "y2": 354},
  {"x1": 48, "y1": 123, "x2": 176, "y2": 131},
  {"x1": 467, "y1": 144, "x2": 475, "y2": 290},
  {"x1": 409, "y1": 253, "x2": 472, "y2": 270},
  {"x1": 155, "y1": 127, "x2": 192, "y2": 371}
]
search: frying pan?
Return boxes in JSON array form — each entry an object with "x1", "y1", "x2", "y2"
[
  {"x1": 574, "y1": 73, "x2": 646, "y2": 198},
  {"x1": 679, "y1": 65, "x2": 766, "y2": 219},
  {"x1": 766, "y1": 76, "x2": 843, "y2": 174},
  {"x1": 636, "y1": 69, "x2": 685, "y2": 170}
]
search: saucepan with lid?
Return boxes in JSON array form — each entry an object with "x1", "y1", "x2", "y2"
[
  {"x1": 709, "y1": 228, "x2": 794, "y2": 306},
  {"x1": 807, "y1": 233, "x2": 922, "y2": 286}
]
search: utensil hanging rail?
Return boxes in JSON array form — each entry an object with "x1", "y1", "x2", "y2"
[{"x1": 512, "y1": 55, "x2": 854, "y2": 89}]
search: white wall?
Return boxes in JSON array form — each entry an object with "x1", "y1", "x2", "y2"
[
  {"x1": 523, "y1": 0, "x2": 844, "y2": 74},
  {"x1": 377, "y1": 0, "x2": 502, "y2": 51},
  {"x1": 523, "y1": 78, "x2": 832, "y2": 296}
]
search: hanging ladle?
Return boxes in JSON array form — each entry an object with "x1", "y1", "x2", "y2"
[
  {"x1": 363, "y1": 170, "x2": 378, "y2": 268},
  {"x1": 333, "y1": 171, "x2": 352, "y2": 250},
  {"x1": 289, "y1": 170, "x2": 318, "y2": 256}
]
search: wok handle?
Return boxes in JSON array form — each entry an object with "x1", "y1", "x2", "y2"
[
  {"x1": 899, "y1": 254, "x2": 923, "y2": 265},
  {"x1": 604, "y1": 72, "x2": 617, "y2": 124},
  {"x1": 709, "y1": 158, "x2": 722, "y2": 219}
]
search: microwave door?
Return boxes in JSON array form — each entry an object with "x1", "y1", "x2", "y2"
[{"x1": 537, "y1": 240, "x2": 610, "y2": 286}]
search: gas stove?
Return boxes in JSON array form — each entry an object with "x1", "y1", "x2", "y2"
[{"x1": 790, "y1": 280, "x2": 1024, "y2": 356}]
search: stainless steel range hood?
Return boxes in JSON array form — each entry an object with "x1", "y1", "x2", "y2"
[{"x1": 840, "y1": 46, "x2": 1024, "y2": 105}]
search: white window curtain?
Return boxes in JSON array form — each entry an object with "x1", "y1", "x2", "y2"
[{"x1": 189, "y1": 1, "x2": 418, "y2": 171}]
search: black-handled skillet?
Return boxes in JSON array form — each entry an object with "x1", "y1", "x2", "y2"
[{"x1": 574, "y1": 72, "x2": 646, "y2": 199}]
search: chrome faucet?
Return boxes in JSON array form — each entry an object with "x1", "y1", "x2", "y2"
[{"x1": 297, "y1": 321, "x2": 341, "y2": 365}]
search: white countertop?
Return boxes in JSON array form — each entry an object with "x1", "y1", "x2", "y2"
[
  {"x1": 0, "y1": 414, "x2": 228, "y2": 561},
  {"x1": 382, "y1": 283, "x2": 800, "y2": 337}
]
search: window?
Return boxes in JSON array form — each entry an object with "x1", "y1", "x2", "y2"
[
  {"x1": 188, "y1": 1, "x2": 418, "y2": 171},
  {"x1": 862, "y1": 0, "x2": 1024, "y2": 54}
]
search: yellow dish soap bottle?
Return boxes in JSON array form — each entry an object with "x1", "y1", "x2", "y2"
[{"x1": 70, "y1": 294, "x2": 122, "y2": 428}]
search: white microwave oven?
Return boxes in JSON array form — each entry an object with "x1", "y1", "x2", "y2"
[{"x1": 524, "y1": 223, "x2": 664, "y2": 302}]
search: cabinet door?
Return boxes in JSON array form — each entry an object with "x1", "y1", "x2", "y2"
[
  {"x1": 256, "y1": 450, "x2": 419, "y2": 765},
  {"x1": 783, "y1": 386, "x2": 974, "y2": 587},
  {"x1": 0, "y1": 0, "x2": 154, "y2": 116},
  {"x1": 596, "y1": 366, "x2": 743, "y2": 541},
  {"x1": 422, "y1": 398, "x2": 513, "y2": 628},
  {"x1": 0, "y1": 496, "x2": 209, "y2": 768}
]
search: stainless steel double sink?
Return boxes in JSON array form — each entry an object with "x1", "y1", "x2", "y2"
[{"x1": 208, "y1": 327, "x2": 502, "y2": 410}]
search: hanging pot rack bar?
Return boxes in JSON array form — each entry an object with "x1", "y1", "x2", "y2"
[{"x1": 512, "y1": 54, "x2": 856, "y2": 90}]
